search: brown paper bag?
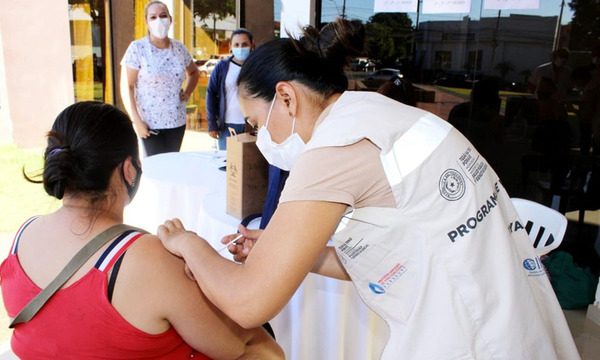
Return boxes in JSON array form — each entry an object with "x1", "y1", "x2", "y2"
[{"x1": 226, "y1": 129, "x2": 269, "y2": 220}]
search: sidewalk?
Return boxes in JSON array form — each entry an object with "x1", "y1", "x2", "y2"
[{"x1": 415, "y1": 84, "x2": 466, "y2": 121}]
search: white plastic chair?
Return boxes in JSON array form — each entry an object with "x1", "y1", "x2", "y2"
[{"x1": 511, "y1": 197, "x2": 568, "y2": 256}]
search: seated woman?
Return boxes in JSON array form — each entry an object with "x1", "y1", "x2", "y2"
[{"x1": 0, "y1": 101, "x2": 283, "y2": 360}]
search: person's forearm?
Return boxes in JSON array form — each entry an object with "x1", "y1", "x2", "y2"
[
  {"x1": 125, "y1": 86, "x2": 142, "y2": 121},
  {"x1": 120, "y1": 67, "x2": 141, "y2": 122},
  {"x1": 183, "y1": 71, "x2": 199, "y2": 98},
  {"x1": 179, "y1": 235, "x2": 275, "y2": 328},
  {"x1": 311, "y1": 246, "x2": 351, "y2": 280}
]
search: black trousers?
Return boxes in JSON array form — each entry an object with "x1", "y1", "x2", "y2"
[{"x1": 141, "y1": 125, "x2": 186, "y2": 157}]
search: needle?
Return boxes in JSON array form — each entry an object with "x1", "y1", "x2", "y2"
[{"x1": 217, "y1": 233, "x2": 244, "y2": 253}]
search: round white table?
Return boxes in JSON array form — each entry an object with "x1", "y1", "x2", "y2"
[
  {"x1": 124, "y1": 151, "x2": 227, "y2": 238},
  {"x1": 124, "y1": 151, "x2": 388, "y2": 360}
]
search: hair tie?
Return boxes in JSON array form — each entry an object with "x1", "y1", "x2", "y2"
[{"x1": 48, "y1": 148, "x2": 64, "y2": 157}]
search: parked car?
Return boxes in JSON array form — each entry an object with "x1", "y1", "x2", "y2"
[
  {"x1": 195, "y1": 58, "x2": 219, "y2": 77},
  {"x1": 364, "y1": 60, "x2": 376, "y2": 72},
  {"x1": 433, "y1": 70, "x2": 483, "y2": 89},
  {"x1": 365, "y1": 68, "x2": 401, "y2": 81},
  {"x1": 349, "y1": 57, "x2": 377, "y2": 72},
  {"x1": 349, "y1": 57, "x2": 368, "y2": 71}
]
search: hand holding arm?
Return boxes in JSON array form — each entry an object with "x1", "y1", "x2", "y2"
[
  {"x1": 159, "y1": 201, "x2": 347, "y2": 328},
  {"x1": 157, "y1": 218, "x2": 205, "y2": 258},
  {"x1": 118, "y1": 234, "x2": 283, "y2": 359}
]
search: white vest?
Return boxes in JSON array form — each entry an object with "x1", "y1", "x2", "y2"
[{"x1": 307, "y1": 92, "x2": 580, "y2": 360}]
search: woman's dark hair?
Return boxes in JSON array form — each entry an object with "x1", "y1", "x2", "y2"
[
  {"x1": 237, "y1": 17, "x2": 365, "y2": 101},
  {"x1": 34, "y1": 101, "x2": 138, "y2": 200},
  {"x1": 231, "y1": 28, "x2": 253, "y2": 44}
]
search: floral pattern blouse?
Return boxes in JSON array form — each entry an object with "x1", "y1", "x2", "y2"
[{"x1": 121, "y1": 37, "x2": 192, "y2": 129}]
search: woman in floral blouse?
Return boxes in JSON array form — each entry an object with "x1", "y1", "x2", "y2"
[{"x1": 121, "y1": 1, "x2": 199, "y2": 157}]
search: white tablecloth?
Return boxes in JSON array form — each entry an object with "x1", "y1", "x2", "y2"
[
  {"x1": 125, "y1": 151, "x2": 388, "y2": 360},
  {"x1": 125, "y1": 151, "x2": 227, "y2": 236}
]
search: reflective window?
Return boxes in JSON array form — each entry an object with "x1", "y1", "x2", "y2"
[
  {"x1": 69, "y1": 0, "x2": 107, "y2": 102},
  {"x1": 318, "y1": 1, "x2": 600, "y2": 271}
]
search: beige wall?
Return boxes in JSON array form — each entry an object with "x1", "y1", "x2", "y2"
[{"x1": 0, "y1": 0, "x2": 74, "y2": 148}]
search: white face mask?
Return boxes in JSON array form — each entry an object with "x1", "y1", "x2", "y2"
[
  {"x1": 148, "y1": 17, "x2": 170, "y2": 39},
  {"x1": 255, "y1": 95, "x2": 306, "y2": 171}
]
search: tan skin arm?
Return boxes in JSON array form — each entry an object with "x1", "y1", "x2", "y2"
[
  {"x1": 114, "y1": 235, "x2": 283, "y2": 359},
  {"x1": 311, "y1": 246, "x2": 350, "y2": 280},
  {"x1": 120, "y1": 66, "x2": 150, "y2": 138},
  {"x1": 180, "y1": 60, "x2": 199, "y2": 102},
  {"x1": 159, "y1": 200, "x2": 348, "y2": 329}
]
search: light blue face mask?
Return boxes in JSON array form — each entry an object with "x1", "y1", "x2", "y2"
[{"x1": 232, "y1": 47, "x2": 251, "y2": 61}]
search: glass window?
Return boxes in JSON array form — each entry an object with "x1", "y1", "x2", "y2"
[
  {"x1": 318, "y1": 0, "x2": 600, "y2": 219},
  {"x1": 434, "y1": 51, "x2": 452, "y2": 69},
  {"x1": 69, "y1": 0, "x2": 107, "y2": 102}
]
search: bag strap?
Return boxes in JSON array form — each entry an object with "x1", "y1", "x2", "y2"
[{"x1": 9, "y1": 224, "x2": 147, "y2": 328}]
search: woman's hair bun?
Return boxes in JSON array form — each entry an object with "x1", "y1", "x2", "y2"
[
  {"x1": 43, "y1": 137, "x2": 77, "y2": 199},
  {"x1": 296, "y1": 18, "x2": 365, "y2": 68},
  {"x1": 32, "y1": 101, "x2": 138, "y2": 201}
]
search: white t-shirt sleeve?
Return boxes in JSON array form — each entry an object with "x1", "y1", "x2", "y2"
[
  {"x1": 174, "y1": 40, "x2": 193, "y2": 66},
  {"x1": 121, "y1": 41, "x2": 140, "y2": 69}
]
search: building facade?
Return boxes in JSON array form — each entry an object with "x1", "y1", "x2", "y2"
[{"x1": 416, "y1": 14, "x2": 558, "y2": 85}]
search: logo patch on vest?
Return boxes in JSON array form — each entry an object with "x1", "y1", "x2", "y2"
[
  {"x1": 439, "y1": 168, "x2": 465, "y2": 201},
  {"x1": 523, "y1": 257, "x2": 546, "y2": 277},
  {"x1": 368, "y1": 263, "x2": 407, "y2": 294}
]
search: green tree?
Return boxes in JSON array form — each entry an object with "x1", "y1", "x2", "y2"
[
  {"x1": 568, "y1": 0, "x2": 600, "y2": 51},
  {"x1": 193, "y1": 0, "x2": 236, "y2": 40},
  {"x1": 364, "y1": 13, "x2": 413, "y2": 67}
]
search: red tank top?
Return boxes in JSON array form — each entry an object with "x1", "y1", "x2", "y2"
[{"x1": 0, "y1": 217, "x2": 210, "y2": 359}]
